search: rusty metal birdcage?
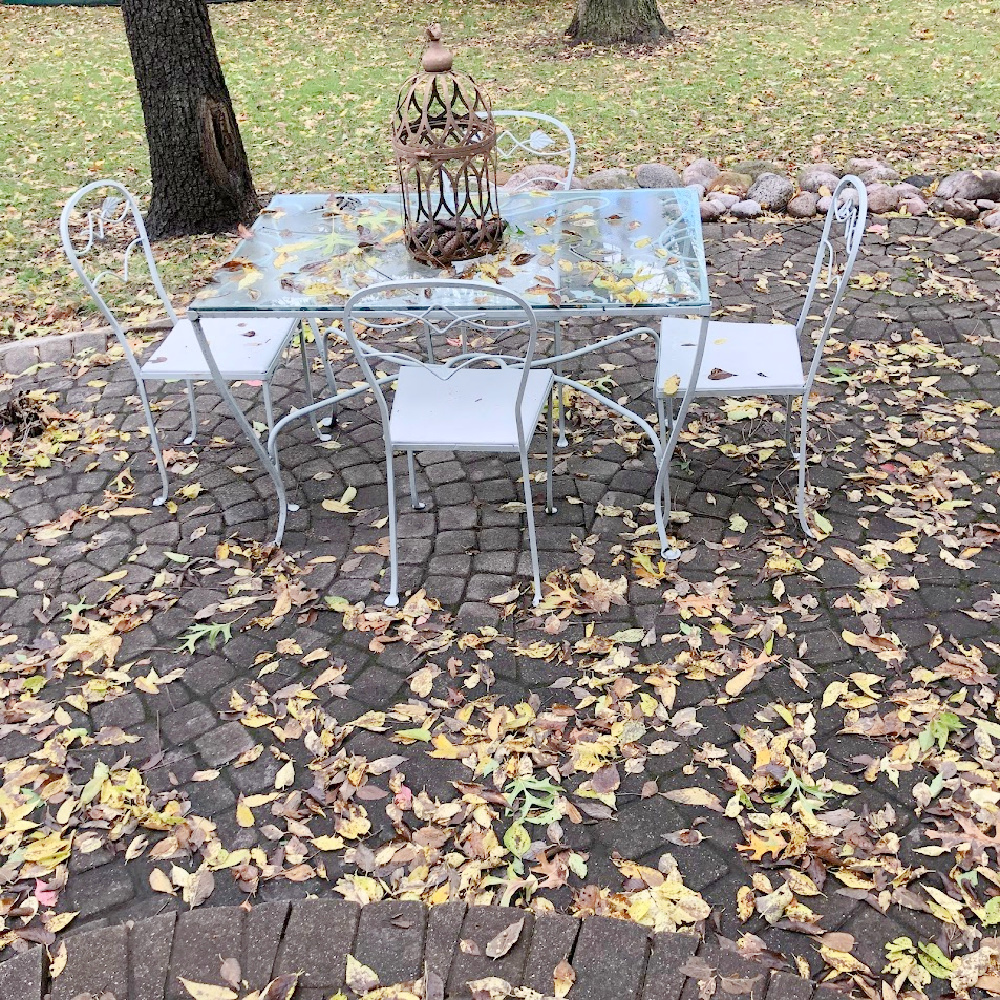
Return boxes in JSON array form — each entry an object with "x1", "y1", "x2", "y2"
[{"x1": 391, "y1": 24, "x2": 506, "y2": 266}]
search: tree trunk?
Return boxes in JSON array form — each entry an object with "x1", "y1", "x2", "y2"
[
  {"x1": 121, "y1": 0, "x2": 259, "y2": 239},
  {"x1": 566, "y1": 0, "x2": 671, "y2": 46}
]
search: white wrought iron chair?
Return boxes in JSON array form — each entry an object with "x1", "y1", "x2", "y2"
[
  {"x1": 488, "y1": 111, "x2": 577, "y2": 192},
  {"x1": 653, "y1": 175, "x2": 869, "y2": 537},
  {"x1": 60, "y1": 180, "x2": 321, "y2": 506},
  {"x1": 342, "y1": 280, "x2": 555, "y2": 607}
]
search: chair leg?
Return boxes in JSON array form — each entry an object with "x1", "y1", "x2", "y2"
[
  {"x1": 137, "y1": 380, "x2": 170, "y2": 506},
  {"x1": 796, "y1": 393, "x2": 816, "y2": 539},
  {"x1": 385, "y1": 450, "x2": 400, "y2": 607},
  {"x1": 262, "y1": 382, "x2": 275, "y2": 433},
  {"x1": 309, "y1": 317, "x2": 337, "y2": 427},
  {"x1": 298, "y1": 322, "x2": 331, "y2": 442},
  {"x1": 783, "y1": 395, "x2": 794, "y2": 455},
  {"x1": 519, "y1": 449, "x2": 543, "y2": 606},
  {"x1": 545, "y1": 386, "x2": 556, "y2": 515},
  {"x1": 183, "y1": 380, "x2": 198, "y2": 445},
  {"x1": 553, "y1": 319, "x2": 568, "y2": 448},
  {"x1": 406, "y1": 450, "x2": 425, "y2": 510}
]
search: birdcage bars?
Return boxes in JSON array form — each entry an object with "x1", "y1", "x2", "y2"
[{"x1": 391, "y1": 25, "x2": 506, "y2": 266}]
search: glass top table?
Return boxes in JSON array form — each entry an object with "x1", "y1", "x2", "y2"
[{"x1": 193, "y1": 188, "x2": 710, "y2": 317}]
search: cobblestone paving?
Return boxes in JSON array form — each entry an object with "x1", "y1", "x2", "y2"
[
  {"x1": 0, "y1": 899, "x2": 823, "y2": 1000},
  {"x1": 1, "y1": 217, "x2": 998, "y2": 994}
]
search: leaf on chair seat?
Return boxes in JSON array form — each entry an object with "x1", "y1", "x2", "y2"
[
  {"x1": 708, "y1": 368, "x2": 736, "y2": 380},
  {"x1": 661, "y1": 374, "x2": 680, "y2": 396}
]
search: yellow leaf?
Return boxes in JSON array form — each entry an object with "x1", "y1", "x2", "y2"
[
  {"x1": 661, "y1": 374, "x2": 680, "y2": 397},
  {"x1": 725, "y1": 664, "x2": 756, "y2": 697},
  {"x1": 310, "y1": 835, "x2": 345, "y2": 851},
  {"x1": 149, "y1": 869, "x2": 176, "y2": 895},
  {"x1": 322, "y1": 487, "x2": 358, "y2": 514},
  {"x1": 49, "y1": 941, "x2": 67, "y2": 979},
  {"x1": 662, "y1": 787, "x2": 723, "y2": 811},
  {"x1": 236, "y1": 801, "x2": 255, "y2": 828},
  {"x1": 274, "y1": 760, "x2": 295, "y2": 790},
  {"x1": 178, "y1": 978, "x2": 237, "y2": 1000}
]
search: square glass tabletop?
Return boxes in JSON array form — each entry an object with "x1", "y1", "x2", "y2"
[{"x1": 193, "y1": 188, "x2": 709, "y2": 316}]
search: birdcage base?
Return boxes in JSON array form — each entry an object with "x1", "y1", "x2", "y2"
[{"x1": 406, "y1": 216, "x2": 506, "y2": 266}]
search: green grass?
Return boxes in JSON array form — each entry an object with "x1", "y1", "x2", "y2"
[{"x1": 1, "y1": 0, "x2": 999, "y2": 338}]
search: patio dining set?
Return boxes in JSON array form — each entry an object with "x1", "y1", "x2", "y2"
[{"x1": 59, "y1": 63, "x2": 869, "y2": 609}]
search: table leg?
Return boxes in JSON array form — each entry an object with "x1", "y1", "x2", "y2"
[
  {"x1": 653, "y1": 313, "x2": 710, "y2": 559},
  {"x1": 189, "y1": 313, "x2": 294, "y2": 544},
  {"x1": 554, "y1": 319, "x2": 568, "y2": 448}
]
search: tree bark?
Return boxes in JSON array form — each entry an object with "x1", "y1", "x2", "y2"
[
  {"x1": 121, "y1": 0, "x2": 259, "y2": 239},
  {"x1": 566, "y1": 0, "x2": 671, "y2": 46}
]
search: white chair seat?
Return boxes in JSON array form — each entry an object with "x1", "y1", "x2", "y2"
[
  {"x1": 656, "y1": 318, "x2": 806, "y2": 398},
  {"x1": 388, "y1": 365, "x2": 553, "y2": 451},
  {"x1": 140, "y1": 316, "x2": 298, "y2": 381}
]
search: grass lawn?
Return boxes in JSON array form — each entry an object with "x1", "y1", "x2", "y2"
[{"x1": 1, "y1": 0, "x2": 999, "y2": 339}]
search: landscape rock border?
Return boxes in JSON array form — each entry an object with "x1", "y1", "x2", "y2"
[{"x1": 578, "y1": 158, "x2": 1000, "y2": 229}]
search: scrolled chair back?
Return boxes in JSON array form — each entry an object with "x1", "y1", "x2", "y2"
[
  {"x1": 487, "y1": 111, "x2": 577, "y2": 193},
  {"x1": 60, "y1": 180, "x2": 176, "y2": 376},
  {"x1": 342, "y1": 279, "x2": 541, "y2": 446}
]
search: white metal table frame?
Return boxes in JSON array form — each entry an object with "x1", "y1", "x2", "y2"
[{"x1": 186, "y1": 188, "x2": 711, "y2": 558}]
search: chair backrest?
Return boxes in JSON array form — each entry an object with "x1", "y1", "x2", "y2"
[
  {"x1": 488, "y1": 111, "x2": 576, "y2": 192},
  {"x1": 342, "y1": 280, "x2": 541, "y2": 448},
  {"x1": 60, "y1": 180, "x2": 175, "y2": 377},
  {"x1": 796, "y1": 175, "x2": 868, "y2": 385}
]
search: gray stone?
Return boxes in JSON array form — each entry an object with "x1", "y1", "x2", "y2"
[
  {"x1": 91, "y1": 691, "x2": 145, "y2": 730},
  {"x1": 353, "y1": 899, "x2": 427, "y2": 984},
  {"x1": 731, "y1": 199, "x2": 762, "y2": 218},
  {"x1": 161, "y1": 701, "x2": 216, "y2": 745},
  {"x1": 786, "y1": 192, "x2": 818, "y2": 218},
  {"x1": 641, "y1": 932, "x2": 698, "y2": 1000},
  {"x1": 747, "y1": 172, "x2": 794, "y2": 212},
  {"x1": 274, "y1": 899, "x2": 360, "y2": 992},
  {"x1": 129, "y1": 912, "x2": 177, "y2": 1000},
  {"x1": 706, "y1": 192, "x2": 739, "y2": 209},
  {"x1": 245, "y1": 900, "x2": 291, "y2": 990},
  {"x1": 936, "y1": 169, "x2": 1000, "y2": 201},
  {"x1": 195, "y1": 720, "x2": 257, "y2": 766},
  {"x1": 699, "y1": 200, "x2": 723, "y2": 222},
  {"x1": 447, "y1": 906, "x2": 534, "y2": 996},
  {"x1": 860, "y1": 163, "x2": 900, "y2": 183},
  {"x1": 903, "y1": 173, "x2": 935, "y2": 188},
  {"x1": 0, "y1": 947, "x2": 43, "y2": 1000},
  {"x1": 682, "y1": 158, "x2": 719, "y2": 186},
  {"x1": 636, "y1": 163, "x2": 682, "y2": 189},
  {"x1": 52, "y1": 925, "x2": 128, "y2": 1000},
  {"x1": 168, "y1": 908, "x2": 244, "y2": 999},
  {"x1": 931, "y1": 196, "x2": 980, "y2": 220},
  {"x1": 983, "y1": 210, "x2": 1000, "y2": 230},
  {"x1": 765, "y1": 971, "x2": 813, "y2": 1000},
  {"x1": 523, "y1": 914, "x2": 580, "y2": 994},
  {"x1": 583, "y1": 168, "x2": 636, "y2": 190},
  {"x1": 686, "y1": 182, "x2": 706, "y2": 199},
  {"x1": 68, "y1": 862, "x2": 135, "y2": 918},
  {"x1": 731, "y1": 159, "x2": 782, "y2": 180},
  {"x1": 976, "y1": 198, "x2": 997, "y2": 210},
  {"x1": 899, "y1": 195, "x2": 928, "y2": 216},
  {"x1": 893, "y1": 182, "x2": 921, "y2": 199},
  {"x1": 571, "y1": 915, "x2": 649, "y2": 1000},
  {"x1": 707, "y1": 171, "x2": 751, "y2": 197},
  {"x1": 865, "y1": 183, "x2": 899, "y2": 214},
  {"x1": 424, "y1": 900, "x2": 466, "y2": 983},
  {"x1": 798, "y1": 167, "x2": 840, "y2": 193}
]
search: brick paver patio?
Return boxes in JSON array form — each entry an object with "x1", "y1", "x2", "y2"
[{"x1": 1, "y1": 216, "x2": 998, "y2": 998}]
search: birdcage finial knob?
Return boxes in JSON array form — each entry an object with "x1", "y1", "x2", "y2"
[{"x1": 422, "y1": 23, "x2": 453, "y2": 73}]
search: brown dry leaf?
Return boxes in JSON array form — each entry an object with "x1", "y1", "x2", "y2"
[
  {"x1": 554, "y1": 957, "x2": 575, "y2": 998},
  {"x1": 346, "y1": 954, "x2": 380, "y2": 994},
  {"x1": 485, "y1": 918, "x2": 525, "y2": 959}
]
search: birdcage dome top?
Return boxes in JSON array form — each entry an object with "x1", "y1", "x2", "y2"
[{"x1": 391, "y1": 25, "x2": 497, "y2": 160}]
